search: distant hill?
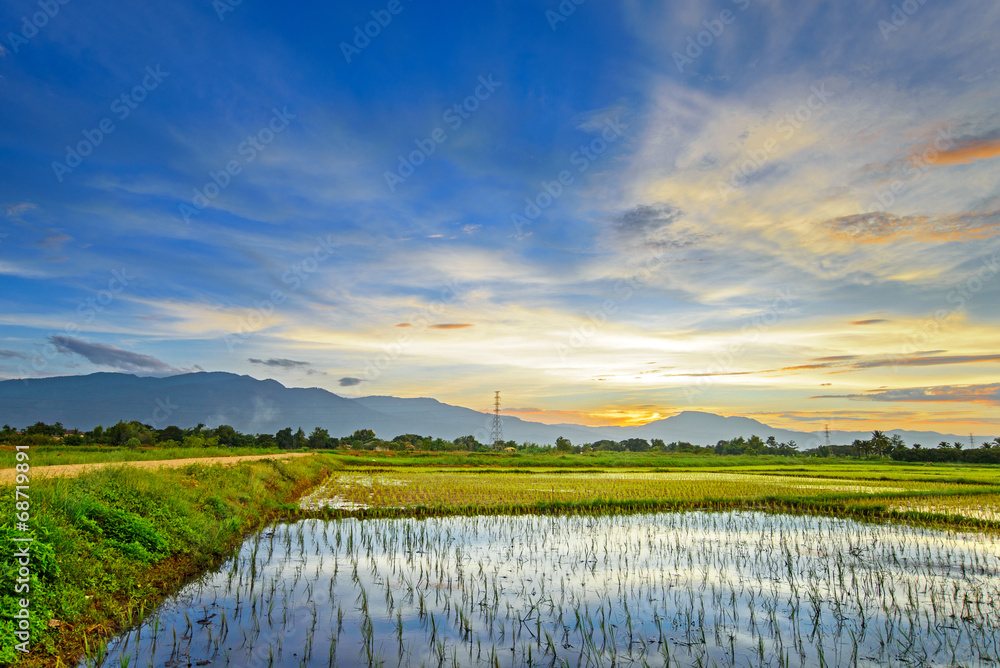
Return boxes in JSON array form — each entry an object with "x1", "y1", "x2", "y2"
[
  {"x1": 0, "y1": 372, "x2": 986, "y2": 448},
  {"x1": 614, "y1": 411, "x2": 812, "y2": 446},
  {"x1": 0, "y1": 372, "x2": 386, "y2": 436}
]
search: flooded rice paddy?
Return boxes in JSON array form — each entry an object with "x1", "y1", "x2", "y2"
[
  {"x1": 294, "y1": 470, "x2": 958, "y2": 512},
  {"x1": 87, "y1": 511, "x2": 1000, "y2": 667}
]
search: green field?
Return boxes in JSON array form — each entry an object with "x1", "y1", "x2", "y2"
[
  {"x1": 0, "y1": 445, "x2": 290, "y2": 468},
  {"x1": 299, "y1": 457, "x2": 1000, "y2": 528},
  {"x1": 1, "y1": 450, "x2": 999, "y2": 666}
]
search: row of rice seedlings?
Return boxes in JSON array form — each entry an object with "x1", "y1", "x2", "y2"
[
  {"x1": 304, "y1": 469, "x2": 969, "y2": 511},
  {"x1": 88, "y1": 509, "x2": 1000, "y2": 667},
  {"x1": 885, "y1": 493, "x2": 1000, "y2": 523}
]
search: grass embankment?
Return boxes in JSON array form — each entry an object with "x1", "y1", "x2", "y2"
[{"x1": 0, "y1": 454, "x2": 336, "y2": 667}]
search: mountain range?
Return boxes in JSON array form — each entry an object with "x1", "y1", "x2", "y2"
[{"x1": 0, "y1": 372, "x2": 987, "y2": 448}]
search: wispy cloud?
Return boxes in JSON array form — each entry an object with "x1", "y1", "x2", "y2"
[
  {"x1": 2, "y1": 203, "x2": 35, "y2": 218},
  {"x1": 814, "y1": 383, "x2": 1000, "y2": 406},
  {"x1": 933, "y1": 135, "x2": 1000, "y2": 166},
  {"x1": 248, "y1": 357, "x2": 311, "y2": 368},
  {"x1": 820, "y1": 210, "x2": 1000, "y2": 244},
  {"x1": 48, "y1": 336, "x2": 177, "y2": 374},
  {"x1": 38, "y1": 233, "x2": 73, "y2": 248},
  {"x1": 785, "y1": 353, "x2": 1000, "y2": 373}
]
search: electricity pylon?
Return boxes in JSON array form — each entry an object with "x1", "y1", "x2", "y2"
[{"x1": 490, "y1": 391, "x2": 503, "y2": 449}]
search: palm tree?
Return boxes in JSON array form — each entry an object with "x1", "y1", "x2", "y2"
[{"x1": 870, "y1": 430, "x2": 891, "y2": 457}]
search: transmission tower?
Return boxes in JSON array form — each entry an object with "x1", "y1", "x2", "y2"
[
  {"x1": 490, "y1": 391, "x2": 503, "y2": 449},
  {"x1": 970, "y1": 433, "x2": 975, "y2": 450},
  {"x1": 825, "y1": 424, "x2": 831, "y2": 448}
]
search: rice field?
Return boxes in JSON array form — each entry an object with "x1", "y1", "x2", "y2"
[
  {"x1": 74, "y1": 463, "x2": 1000, "y2": 667},
  {"x1": 296, "y1": 468, "x2": 1000, "y2": 528},
  {"x1": 84, "y1": 511, "x2": 1000, "y2": 667}
]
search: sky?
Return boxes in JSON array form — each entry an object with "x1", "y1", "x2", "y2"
[{"x1": 1, "y1": 0, "x2": 999, "y2": 436}]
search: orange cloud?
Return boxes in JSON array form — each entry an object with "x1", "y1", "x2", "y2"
[
  {"x1": 934, "y1": 138, "x2": 1000, "y2": 165},
  {"x1": 429, "y1": 323, "x2": 474, "y2": 329},
  {"x1": 821, "y1": 210, "x2": 1000, "y2": 243}
]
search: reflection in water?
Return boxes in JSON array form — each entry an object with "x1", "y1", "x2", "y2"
[{"x1": 87, "y1": 512, "x2": 1000, "y2": 667}]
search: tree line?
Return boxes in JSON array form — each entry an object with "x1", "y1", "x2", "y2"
[
  {"x1": 3, "y1": 422, "x2": 998, "y2": 461},
  {"x1": 1, "y1": 422, "x2": 798, "y2": 455},
  {"x1": 804, "y1": 430, "x2": 1000, "y2": 463}
]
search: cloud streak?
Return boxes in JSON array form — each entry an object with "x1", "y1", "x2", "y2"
[
  {"x1": 48, "y1": 336, "x2": 176, "y2": 374},
  {"x1": 248, "y1": 357, "x2": 311, "y2": 368},
  {"x1": 934, "y1": 136, "x2": 1000, "y2": 166},
  {"x1": 814, "y1": 383, "x2": 1000, "y2": 406}
]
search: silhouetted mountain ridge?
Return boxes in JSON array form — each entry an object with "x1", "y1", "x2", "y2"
[{"x1": 0, "y1": 372, "x2": 984, "y2": 447}]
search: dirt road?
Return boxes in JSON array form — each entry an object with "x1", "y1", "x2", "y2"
[{"x1": 0, "y1": 452, "x2": 316, "y2": 484}]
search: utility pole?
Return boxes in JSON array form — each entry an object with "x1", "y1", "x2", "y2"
[{"x1": 490, "y1": 391, "x2": 503, "y2": 449}]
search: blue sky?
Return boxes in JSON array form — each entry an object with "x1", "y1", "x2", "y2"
[{"x1": 2, "y1": 0, "x2": 999, "y2": 434}]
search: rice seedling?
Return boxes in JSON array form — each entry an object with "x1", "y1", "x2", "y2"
[{"x1": 85, "y1": 510, "x2": 1000, "y2": 667}]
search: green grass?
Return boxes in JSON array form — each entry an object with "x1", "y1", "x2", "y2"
[
  {"x1": 0, "y1": 445, "x2": 295, "y2": 468},
  {"x1": 0, "y1": 454, "x2": 336, "y2": 667}
]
